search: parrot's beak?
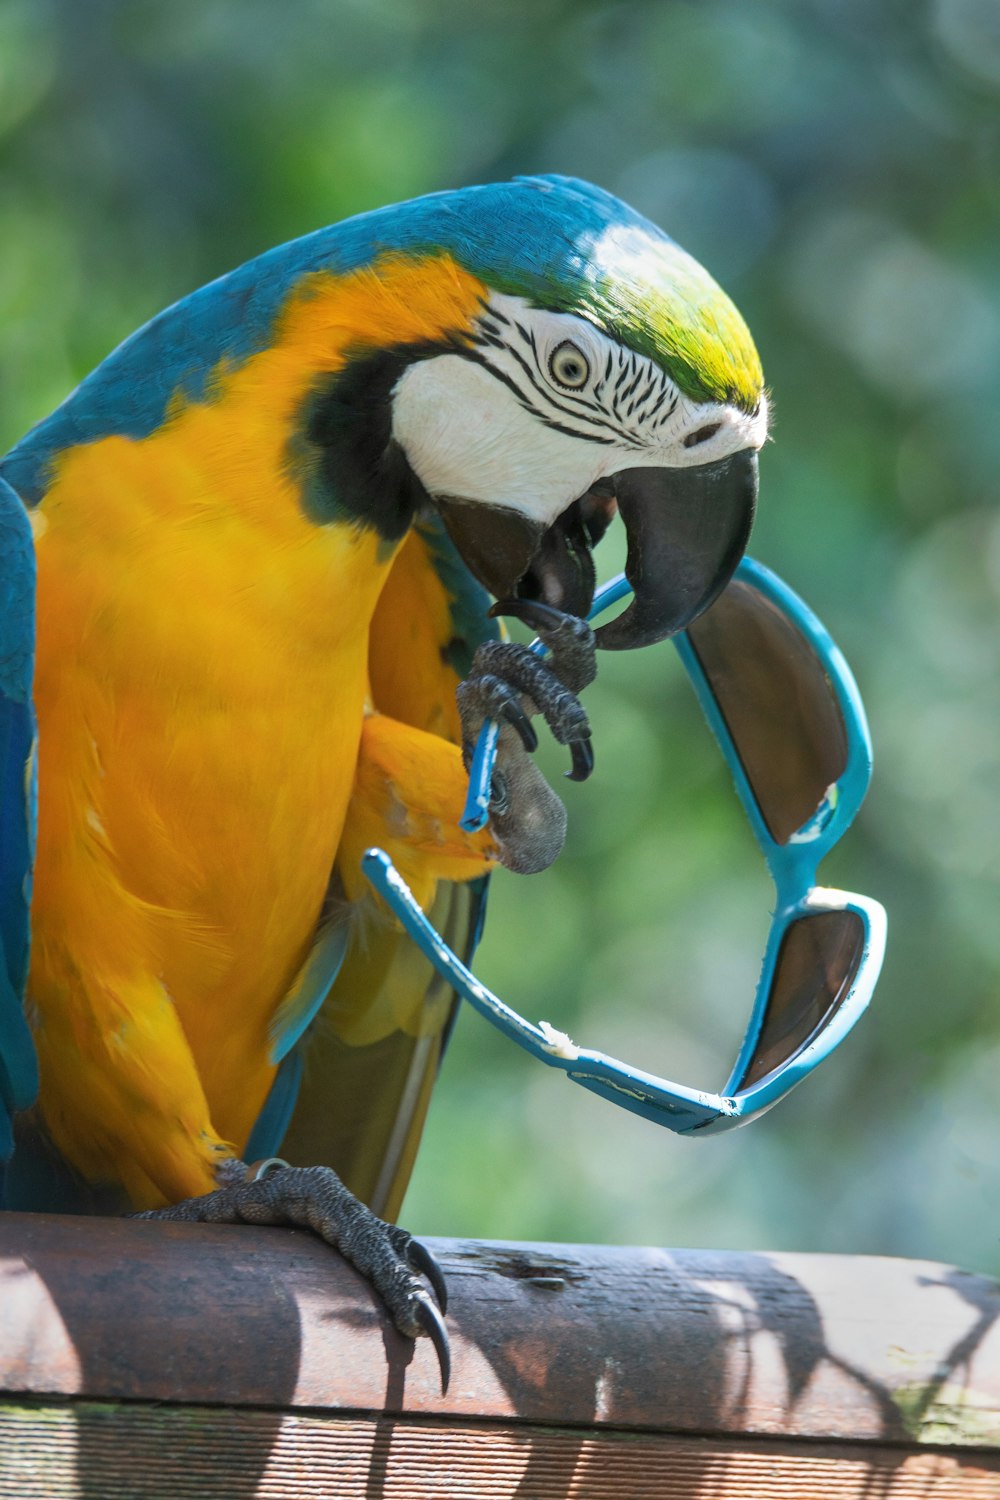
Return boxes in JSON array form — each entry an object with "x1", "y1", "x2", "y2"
[
  {"x1": 595, "y1": 448, "x2": 759, "y2": 650},
  {"x1": 437, "y1": 448, "x2": 758, "y2": 650}
]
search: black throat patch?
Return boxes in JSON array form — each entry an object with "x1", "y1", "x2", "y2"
[{"x1": 288, "y1": 341, "x2": 448, "y2": 541}]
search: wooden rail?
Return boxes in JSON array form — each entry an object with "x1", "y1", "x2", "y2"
[{"x1": 1, "y1": 1211, "x2": 999, "y2": 1497}]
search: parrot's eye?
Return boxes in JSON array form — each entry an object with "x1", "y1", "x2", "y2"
[
  {"x1": 548, "y1": 341, "x2": 591, "y2": 390},
  {"x1": 684, "y1": 422, "x2": 722, "y2": 448}
]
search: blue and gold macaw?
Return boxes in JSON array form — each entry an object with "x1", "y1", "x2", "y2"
[{"x1": 0, "y1": 175, "x2": 767, "y2": 1377}]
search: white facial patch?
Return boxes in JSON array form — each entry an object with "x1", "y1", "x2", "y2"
[{"x1": 392, "y1": 354, "x2": 606, "y2": 527}]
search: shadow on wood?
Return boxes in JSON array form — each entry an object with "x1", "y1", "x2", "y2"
[{"x1": 1, "y1": 1212, "x2": 999, "y2": 1497}]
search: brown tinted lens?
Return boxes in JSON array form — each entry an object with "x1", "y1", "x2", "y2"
[
  {"x1": 737, "y1": 910, "x2": 865, "y2": 1090},
  {"x1": 686, "y1": 581, "x2": 848, "y2": 843}
]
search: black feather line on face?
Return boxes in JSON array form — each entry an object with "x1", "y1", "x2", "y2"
[
  {"x1": 475, "y1": 307, "x2": 693, "y2": 450},
  {"x1": 461, "y1": 348, "x2": 620, "y2": 446},
  {"x1": 501, "y1": 338, "x2": 614, "y2": 427}
]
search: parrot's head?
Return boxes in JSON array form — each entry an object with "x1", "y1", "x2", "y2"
[
  {"x1": 382, "y1": 175, "x2": 768, "y2": 648},
  {"x1": 6, "y1": 175, "x2": 765, "y2": 651}
]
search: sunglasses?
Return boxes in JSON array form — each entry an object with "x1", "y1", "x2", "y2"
[{"x1": 362, "y1": 557, "x2": 886, "y2": 1134}]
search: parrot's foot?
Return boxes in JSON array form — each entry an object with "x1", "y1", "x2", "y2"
[
  {"x1": 456, "y1": 601, "x2": 598, "y2": 874},
  {"x1": 491, "y1": 597, "x2": 598, "y2": 696},
  {"x1": 458, "y1": 601, "x2": 597, "y2": 783},
  {"x1": 130, "y1": 1160, "x2": 450, "y2": 1390}
]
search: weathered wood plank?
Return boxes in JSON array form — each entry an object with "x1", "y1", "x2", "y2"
[
  {"x1": 1, "y1": 1212, "x2": 998, "y2": 1449},
  {"x1": 2, "y1": 1402, "x2": 999, "y2": 1499}
]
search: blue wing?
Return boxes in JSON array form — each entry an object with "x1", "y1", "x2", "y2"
[{"x1": 0, "y1": 477, "x2": 39, "y2": 1188}]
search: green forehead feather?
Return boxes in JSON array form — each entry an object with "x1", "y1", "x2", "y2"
[
  {"x1": 484, "y1": 215, "x2": 763, "y2": 415},
  {"x1": 575, "y1": 224, "x2": 764, "y2": 414}
]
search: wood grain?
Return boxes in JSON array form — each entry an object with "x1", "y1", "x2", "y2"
[
  {"x1": 2, "y1": 1403, "x2": 999, "y2": 1499},
  {"x1": 2, "y1": 1213, "x2": 999, "y2": 1496}
]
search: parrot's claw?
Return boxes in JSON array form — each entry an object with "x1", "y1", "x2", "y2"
[
  {"x1": 413, "y1": 1294, "x2": 451, "y2": 1394},
  {"x1": 461, "y1": 672, "x2": 546, "y2": 758},
  {"x1": 404, "y1": 1235, "x2": 449, "y2": 1313},
  {"x1": 500, "y1": 694, "x2": 539, "y2": 754},
  {"x1": 568, "y1": 737, "x2": 595, "y2": 783},
  {"x1": 131, "y1": 1163, "x2": 451, "y2": 1392}
]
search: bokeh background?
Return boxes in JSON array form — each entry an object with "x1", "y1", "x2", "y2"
[{"x1": 2, "y1": 0, "x2": 999, "y2": 1272}]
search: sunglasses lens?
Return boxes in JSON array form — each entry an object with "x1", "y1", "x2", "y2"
[
  {"x1": 686, "y1": 580, "x2": 849, "y2": 843},
  {"x1": 737, "y1": 909, "x2": 865, "y2": 1089}
]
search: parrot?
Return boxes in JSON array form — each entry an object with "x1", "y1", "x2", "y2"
[{"x1": 0, "y1": 175, "x2": 767, "y2": 1383}]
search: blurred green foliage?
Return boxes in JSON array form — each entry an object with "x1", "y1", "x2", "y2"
[{"x1": 2, "y1": 0, "x2": 999, "y2": 1270}]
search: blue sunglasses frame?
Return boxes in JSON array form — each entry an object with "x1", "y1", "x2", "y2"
[{"x1": 362, "y1": 557, "x2": 886, "y2": 1135}]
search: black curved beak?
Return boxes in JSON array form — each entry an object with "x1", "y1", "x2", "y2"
[
  {"x1": 596, "y1": 448, "x2": 758, "y2": 650},
  {"x1": 436, "y1": 448, "x2": 757, "y2": 650}
]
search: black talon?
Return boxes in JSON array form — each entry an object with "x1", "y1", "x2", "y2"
[
  {"x1": 414, "y1": 1295, "x2": 452, "y2": 1394},
  {"x1": 490, "y1": 597, "x2": 577, "y2": 633},
  {"x1": 501, "y1": 697, "x2": 538, "y2": 753},
  {"x1": 407, "y1": 1238, "x2": 449, "y2": 1314},
  {"x1": 567, "y1": 737, "x2": 595, "y2": 783}
]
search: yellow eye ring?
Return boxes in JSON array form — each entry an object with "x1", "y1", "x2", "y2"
[{"x1": 548, "y1": 340, "x2": 590, "y2": 390}]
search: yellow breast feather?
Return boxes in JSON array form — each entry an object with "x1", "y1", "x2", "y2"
[{"x1": 29, "y1": 253, "x2": 489, "y2": 1202}]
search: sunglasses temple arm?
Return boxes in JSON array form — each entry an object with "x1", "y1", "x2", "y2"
[
  {"x1": 460, "y1": 720, "x2": 500, "y2": 834},
  {"x1": 361, "y1": 847, "x2": 733, "y2": 1124},
  {"x1": 363, "y1": 848, "x2": 573, "y2": 1058},
  {"x1": 359, "y1": 846, "x2": 734, "y2": 1128}
]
